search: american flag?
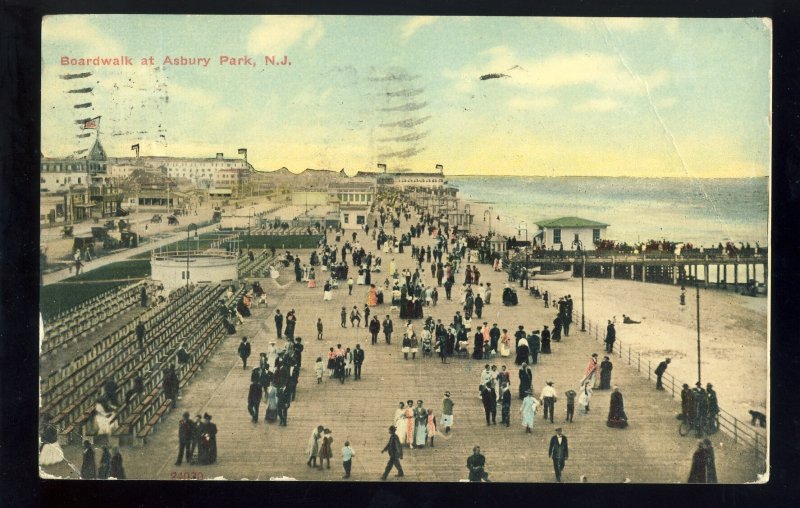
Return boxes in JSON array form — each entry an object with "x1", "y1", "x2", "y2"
[{"x1": 81, "y1": 116, "x2": 100, "y2": 130}]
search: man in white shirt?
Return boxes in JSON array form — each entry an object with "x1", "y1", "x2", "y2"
[
  {"x1": 480, "y1": 365, "x2": 493, "y2": 389},
  {"x1": 540, "y1": 380, "x2": 557, "y2": 423}
]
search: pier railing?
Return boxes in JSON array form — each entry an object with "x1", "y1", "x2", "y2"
[{"x1": 571, "y1": 308, "x2": 767, "y2": 465}]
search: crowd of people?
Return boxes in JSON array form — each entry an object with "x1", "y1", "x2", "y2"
[{"x1": 37, "y1": 193, "x2": 729, "y2": 484}]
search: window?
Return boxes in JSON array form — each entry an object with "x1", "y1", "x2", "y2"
[
  {"x1": 343, "y1": 213, "x2": 350, "y2": 224},
  {"x1": 593, "y1": 229, "x2": 601, "y2": 243},
  {"x1": 553, "y1": 228, "x2": 561, "y2": 244},
  {"x1": 356, "y1": 215, "x2": 365, "y2": 225},
  {"x1": 574, "y1": 233, "x2": 580, "y2": 244}
]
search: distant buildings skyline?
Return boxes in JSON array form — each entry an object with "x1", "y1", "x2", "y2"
[{"x1": 43, "y1": 16, "x2": 771, "y2": 178}]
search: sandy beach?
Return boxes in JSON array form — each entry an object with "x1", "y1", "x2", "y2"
[{"x1": 456, "y1": 195, "x2": 768, "y2": 421}]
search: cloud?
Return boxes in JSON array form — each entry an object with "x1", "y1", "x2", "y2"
[
  {"x1": 446, "y1": 50, "x2": 669, "y2": 96},
  {"x1": 601, "y1": 18, "x2": 648, "y2": 32},
  {"x1": 508, "y1": 96, "x2": 558, "y2": 110},
  {"x1": 573, "y1": 98, "x2": 620, "y2": 112},
  {"x1": 401, "y1": 16, "x2": 438, "y2": 39},
  {"x1": 554, "y1": 17, "x2": 679, "y2": 37},
  {"x1": 553, "y1": 18, "x2": 591, "y2": 32},
  {"x1": 42, "y1": 15, "x2": 125, "y2": 55},
  {"x1": 654, "y1": 97, "x2": 677, "y2": 109},
  {"x1": 247, "y1": 16, "x2": 324, "y2": 53}
]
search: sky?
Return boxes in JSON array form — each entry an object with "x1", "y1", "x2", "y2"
[{"x1": 41, "y1": 15, "x2": 771, "y2": 177}]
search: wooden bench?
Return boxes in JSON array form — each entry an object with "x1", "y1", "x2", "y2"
[
  {"x1": 58, "y1": 407, "x2": 93, "y2": 446},
  {"x1": 134, "y1": 398, "x2": 172, "y2": 447}
]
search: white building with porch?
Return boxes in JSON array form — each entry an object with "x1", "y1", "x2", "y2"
[{"x1": 535, "y1": 217, "x2": 609, "y2": 251}]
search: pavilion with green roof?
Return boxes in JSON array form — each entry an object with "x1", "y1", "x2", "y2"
[{"x1": 534, "y1": 217, "x2": 609, "y2": 250}]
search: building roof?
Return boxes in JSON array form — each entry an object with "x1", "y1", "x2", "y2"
[
  {"x1": 328, "y1": 180, "x2": 376, "y2": 189},
  {"x1": 535, "y1": 217, "x2": 609, "y2": 228},
  {"x1": 390, "y1": 172, "x2": 444, "y2": 178}
]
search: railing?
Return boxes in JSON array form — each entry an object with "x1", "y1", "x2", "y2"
[
  {"x1": 150, "y1": 249, "x2": 238, "y2": 261},
  {"x1": 573, "y1": 308, "x2": 767, "y2": 464},
  {"x1": 511, "y1": 250, "x2": 768, "y2": 264}
]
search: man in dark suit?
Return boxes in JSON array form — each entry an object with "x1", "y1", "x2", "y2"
[
  {"x1": 383, "y1": 315, "x2": 394, "y2": 344},
  {"x1": 548, "y1": 427, "x2": 569, "y2": 482},
  {"x1": 369, "y1": 317, "x2": 381, "y2": 345},
  {"x1": 247, "y1": 381, "x2": 262, "y2": 423},
  {"x1": 274, "y1": 309, "x2": 284, "y2": 339},
  {"x1": 380, "y1": 425, "x2": 404, "y2": 480},
  {"x1": 238, "y1": 336, "x2": 251, "y2": 370},
  {"x1": 175, "y1": 412, "x2": 193, "y2": 466},
  {"x1": 189, "y1": 414, "x2": 202, "y2": 463},
  {"x1": 353, "y1": 344, "x2": 365, "y2": 380}
]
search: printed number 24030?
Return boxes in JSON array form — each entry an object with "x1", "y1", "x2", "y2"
[{"x1": 171, "y1": 471, "x2": 204, "y2": 480}]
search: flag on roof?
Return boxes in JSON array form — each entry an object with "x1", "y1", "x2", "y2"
[{"x1": 81, "y1": 116, "x2": 101, "y2": 130}]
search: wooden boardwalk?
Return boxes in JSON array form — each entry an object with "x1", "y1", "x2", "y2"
[{"x1": 45, "y1": 220, "x2": 765, "y2": 483}]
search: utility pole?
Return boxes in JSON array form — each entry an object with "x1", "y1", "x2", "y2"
[{"x1": 696, "y1": 282, "x2": 701, "y2": 383}]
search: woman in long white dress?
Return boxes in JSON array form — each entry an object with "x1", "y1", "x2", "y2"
[
  {"x1": 579, "y1": 380, "x2": 593, "y2": 414},
  {"x1": 357, "y1": 268, "x2": 366, "y2": 285},
  {"x1": 394, "y1": 402, "x2": 407, "y2": 445},
  {"x1": 499, "y1": 329, "x2": 511, "y2": 357},
  {"x1": 344, "y1": 348, "x2": 353, "y2": 377},
  {"x1": 267, "y1": 342, "x2": 278, "y2": 369},
  {"x1": 323, "y1": 281, "x2": 333, "y2": 301},
  {"x1": 265, "y1": 385, "x2": 278, "y2": 422},
  {"x1": 93, "y1": 400, "x2": 118, "y2": 436},
  {"x1": 520, "y1": 392, "x2": 538, "y2": 433}
]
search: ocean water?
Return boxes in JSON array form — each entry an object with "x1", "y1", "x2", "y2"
[{"x1": 449, "y1": 176, "x2": 769, "y2": 247}]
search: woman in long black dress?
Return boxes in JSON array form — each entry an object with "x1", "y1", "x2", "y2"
[
  {"x1": 110, "y1": 447, "x2": 126, "y2": 479},
  {"x1": 518, "y1": 364, "x2": 532, "y2": 400},
  {"x1": 606, "y1": 387, "x2": 628, "y2": 428},
  {"x1": 413, "y1": 298, "x2": 423, "y2": 319},
  {"x1": 515, "y1": 336, "x2": 530, "y2": 366},
  {"x1": 80, "y1": 440, "x2": 96, "y2": 479},
  {"x1": 540, "y1": 326, "x2": 552, "y2": 354},
  {"x1": 599, "y1": 356, "x2": 613, "y2": 390},
  {"x1": 97, "y1": 447, "x2": 112, "y2": 479}
]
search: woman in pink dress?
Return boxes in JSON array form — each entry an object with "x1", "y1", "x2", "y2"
[
  {"x1": 404, "y1": 400, "x2": 415, "y2": 448},
  {"x1": 307, "y1": 267, "x2": 317, "y2": 288},
  {"x1": 367, "y1": 284, "x2": 378, "y2": 306},
  {"x1": 426, "y1": 408, "x2": 437, "y2": 447}
]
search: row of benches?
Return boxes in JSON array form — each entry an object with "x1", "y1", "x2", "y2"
[
  {"x1": 41, "y1": 284, "x2": 198, "y2": 408},
  {"x1": 78, "y1": 285, "x2": 244, "y2": 447},
  {"x1": 41, "y1": 281, "x2": 148, "y2": 356},
  {"x1": 44, "y1": 285, "x2": 212, "y2": 433},
  {"x1": 238, "y1": 251, "x2": 277, "y2": 279},
  {"x1": 119, "y1": 304, "x2": 230, "y2": 447}
]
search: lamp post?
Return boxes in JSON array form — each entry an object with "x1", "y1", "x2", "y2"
[
  {"x1": 249, "y1": 206, "x2": 255, "y2": 249},
  {"x1": 518, "y1": 221, "x2": 529, "y2": 272},
  {"x1": 465, "y1": 204, "x2": 471, "y2": 233},
  {"x1": 186, "y1": 223, "x2": 198, "y2": 287},
  {"x1": 483, "y1": 208, "x2": 493, "y2": 236},
  {"x1": 696, "y1": 279, "x2": 702, "y2": 384},
  {"x1": 573, "y1": 238, "x2": 586, "y2": 332},
  {"x1": 518, "y1": 221, "x2": 528, "y2": 243}
]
